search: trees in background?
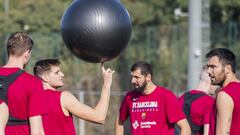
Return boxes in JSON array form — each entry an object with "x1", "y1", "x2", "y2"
[
  {"x1": 0, "y1": 0, "x2": 240, "y2": 134},
  {"x1": 0, "y1": 0, "x2": 240, "y2": 92}
]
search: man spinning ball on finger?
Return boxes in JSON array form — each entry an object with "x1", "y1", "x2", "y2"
[{"x1": 33, "y1": 58, "x2": 114, "y2": 135}]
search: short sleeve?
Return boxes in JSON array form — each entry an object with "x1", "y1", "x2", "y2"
[
  {"x1": 165, "y1": 91, "x2": 185, "y2": 123},
  {"x1": 119, "y1": 95, "x2": 129, "y2": 122},
  {"x1": 28, "y1": 78, "x2": 47, "y2": 117}
]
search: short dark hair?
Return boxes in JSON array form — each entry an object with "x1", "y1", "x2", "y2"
[
  {"x1": 206, "y1": 48, "x2": 236, "y2": 73},
  {"x1": 7, "y1": 32, "x2": 33, "y2": 56},
  {"x1": 130, "y1": 61, "x2": 153, "y2": 77},
  {"x1": 199, "y1": 65, "x2": 209, "y2": 81},
  {"x1": 33, "y1": 58, "x2": 61, "y2": 78}
]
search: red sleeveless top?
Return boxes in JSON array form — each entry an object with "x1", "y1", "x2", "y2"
[
  {"x1": 43, "y1": 90, "x2": 76, "y2": 135},
  {"x1": 209, "y1": 82, "x2": 240, "y2": 135}
]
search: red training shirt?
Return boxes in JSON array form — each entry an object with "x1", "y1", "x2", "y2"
[
  {"x1": 119, "y1": 86, "x2": 185, "y2": 135},
  {"x1": 0, "y1": 67, "x2": 46, "y2": 135},
  {"x1": 178, "y1": 90, "x2": 214, "y2": 135}
]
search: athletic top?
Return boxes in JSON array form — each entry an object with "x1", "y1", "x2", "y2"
[
  {"x1": 119, "y1": 86, "x2": 185, "y2": 135},
  {"x1": 0, "y1": 67, "x2": 46, "y2": 135},
  {"x1": 209, "y1": 82, "x2": 240, "y2": 135},
  {"x1": 178, "y1": 90, "x2": 214, "y2": 135},
  {"x1": 43, "y1": 90, "x2": 76, "y2": 135}
]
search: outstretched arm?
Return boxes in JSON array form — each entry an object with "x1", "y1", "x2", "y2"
[
  {"x1": 216, "y1": 91, "x2": 233, "y2": 135},
  {"x1": 62, "y1": 63, "x2": 114, "y2": 124}
]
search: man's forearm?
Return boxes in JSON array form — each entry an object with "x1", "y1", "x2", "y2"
[
  {"x1": 29, "y1": 116, "x2": 45, "y2": 135},
  {"x1": 180, "y1": 127, "x2": 191, "y2": 135},
  {"x1": 177, "y1": 119, "x2": 191, "y2": 135},
  {"x1": 94, "y1": 83, "x2": 111, "y2": 123},
  {"x1": 115, "y1": 117, "x2": 124, "y2": 135}
]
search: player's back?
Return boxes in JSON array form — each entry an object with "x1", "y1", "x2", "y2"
[{"x1": 0, "y1": 67, "x2": 46, "y2": 135}]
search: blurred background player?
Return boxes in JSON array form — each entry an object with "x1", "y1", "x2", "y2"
[{"x1": 177, "y1": 66, "x2": 217, "y2": 135}]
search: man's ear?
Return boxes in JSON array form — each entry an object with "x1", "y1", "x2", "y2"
[
  {"x1": 225, "y1": 64, "x2": 232, "y2": 75},
  {"x1": 146, "y1": 74, "x2": 151, "y2": 82},
  {"x1": 23, "y1": 50, "x2": 31, "y2": 61},
  {"x1": 41, "y1": 74, "x2": 49, "y2": 82}
]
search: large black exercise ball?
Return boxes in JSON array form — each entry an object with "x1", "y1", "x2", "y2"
[{"x1": 61, "y1": 0, "x2": 132, "y2": 63}]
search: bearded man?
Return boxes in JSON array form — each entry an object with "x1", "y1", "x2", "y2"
[{"x1": 115, "y1": 61, "x2": 190, "y2": 135}]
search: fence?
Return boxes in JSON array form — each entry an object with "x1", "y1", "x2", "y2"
[{"x1": 1, "y1": 22, "x2": 240, "y2": 97}]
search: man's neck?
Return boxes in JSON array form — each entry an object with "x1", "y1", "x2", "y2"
[
  {"x1": 141, "y1": 82, "x2": 156, "y2": 95},
  {"x1": 223, "y1": 74, "x2": 240, "y2": 87},
  {"x1": 195, "y1": 81, "x2": 211, "y2": 94},
  {"x1": 43, "y1": 83, "x2": 57, "y2": 91},
  {"x1": 4, "y1": 57, "x2": 24, "y2": 69}
]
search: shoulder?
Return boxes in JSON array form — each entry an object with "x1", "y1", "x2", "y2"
[
  {"x1": 61, "y1": 91, "x2": 77, "y2": 101},
  {"x1": 193, "y1": 90, "x2": 214, "y2": 100},
  {"x1": 121, "y1": 90, "x2": 139, "y2": 103},
  {"x1": 202, "y1": 94, "x2": 214, "y2": 101},
  {"x1": 195, "y1": 94, "x2": 215, "y2": 108},
  {"x1": 0, "y1": 102, "x2": 8, "y2": 112},
  {"x1": 61, "y1": 91, "x2": 80, "y2": 109},
  {"x1": 177, "y1": 93, "x2": 185, "y2": 102},
  {"x1": 153, "y1": 86, "x2": 179, "y2": 103},
  {"x1": 189, "y1": 90, "x2": 214, "y2": 103},
  {"x1": 223, "y1": 82, "x2": 240, "y2": 92},
  {"x1": 21, "y1": 71, "x2": 37, "y2": 79},
  {"x1": 216, "y1": 91, "x2": 234, "y2": 112},
  {"x1": 217, "y1": 90, "x2": 231, "y2": 98},
  {"x1": 62, "y1": 90, "x2": 73, "y2": 97},
  {"x1": 216, "y1": 91, "x2": 233, "y2": 105},
  {"x1": 125, "y1": 90, "x2": 138, "y2": 97},
  {"x1": 156, "y1": 85, "x2": 175, "y2": 96},
  {"x1": 21, "y1": 71, "x2": 41, "y2": 82},
  {"x1": 221, "y1": 82, "x2": 240, "y2": 99},
  {"x1": 45, "y1": 89, "x2": 62, "y2": 95}
]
